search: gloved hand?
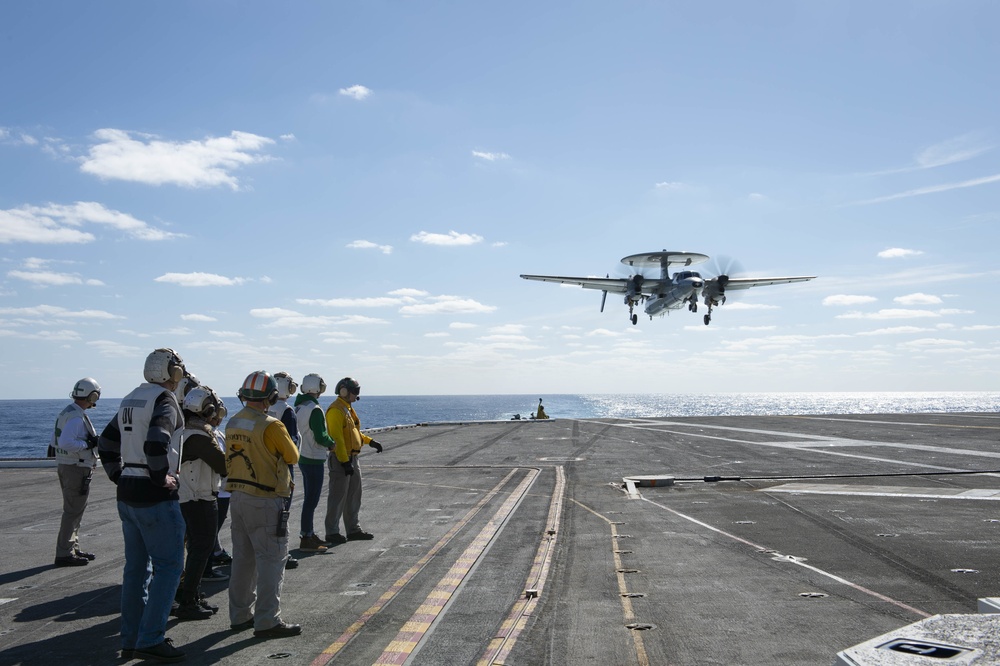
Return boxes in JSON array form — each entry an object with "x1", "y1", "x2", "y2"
[
  {"x1": 341, "y1": 460, "x2": 355, "y2": 476},
  {"x1": 370, "y1": 440, "x2": 383, "y2": 453},
  {"x1": 86, "y1": 434, "x2": 99, "y2": 449}
]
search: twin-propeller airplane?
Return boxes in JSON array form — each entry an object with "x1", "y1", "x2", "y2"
[{"x1": 521, "y1": 251, "x2": 815, "y2": 326}]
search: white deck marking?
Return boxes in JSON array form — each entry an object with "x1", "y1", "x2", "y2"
[
  {"x1": 0, "y1": 598, "x2": 16, "y2": 606},
  {"x1": 767, "y1": 482, "x2": 1000, "y2": 500},
  {"x1": 637, "y1": 495, "x2": 931, "y2": 619},
  {"x1": 575, "y1": 418, "x2": 1000, "y2": 474}
]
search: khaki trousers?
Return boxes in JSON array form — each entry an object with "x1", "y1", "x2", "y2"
[
  {"x1": 228, "y1": 492, "x2": 288, "y2": 631},
  {"x1": 56, "y1": 464, "x2": 92, "y2": 557}
]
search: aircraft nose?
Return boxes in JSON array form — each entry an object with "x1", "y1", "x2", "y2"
[{"x1": 692, "y1": 279, "x2": 703, "y2": 288}]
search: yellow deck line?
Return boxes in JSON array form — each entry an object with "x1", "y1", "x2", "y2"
[
  {"x1": 571, "y1": 498, "x2": 651, "y2": 666},
  {"x1": 478, "y1": 465, "x2": 566, "y2": 665},
  {"x1": 310, "y1": 469, "x2": 520, "y2": 666},
  {"x1": 372, "y1": 470, "x2": 539, "y2": 665}
]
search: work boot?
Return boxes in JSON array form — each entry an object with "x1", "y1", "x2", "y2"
[
  {"x1": 298, "y1": 535, "x2": 328, "y2": 552},
  {"x1": 324, "y1": 533, "x2": 347, "y2": 545},
  {"x1": 174, "y1": 602, "x2": 213, "y2": 621},
  {"x1": 133, "y1": 638, "x2": 185, "y2": 663},
  {"x1": 346, "y1": 530, "x2": 374, "y2": 541},
  {"x1": 54, "y1": 554, "x2": 89, "y2": 567}
]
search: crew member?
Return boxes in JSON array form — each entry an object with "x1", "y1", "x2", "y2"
[
  {"x1": 52, "y1": 377, "x2": 102, "y2": 567},
  {"x1": 324, "y1": 377, "x2": 383, "y2": 544},
  {"x1": 98, "y1": 348, "x2": 188, "y2": 663},
  {"x1": 535, "y1": 399, "x2": 549, "y2": 419},
  {"x1": 174, "y1": 386, "x2": 228, "y2": 620},
  {"x1": 267, "y1": 371, "x2": 303, "y2": 568},
  {"x1": 294, "y1": 373, "x2": 335, "y2": 551},
  {"x1": 226, "y1": 371, "x2": 302, "y2": 639}
]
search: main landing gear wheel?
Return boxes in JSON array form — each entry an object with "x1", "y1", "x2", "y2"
[
  {"x1": 631, "y1": 314, "x2": 638, "y2": 326},
  {"x1": 704, "y1": 314, "x2": 711, "y2": 326}
]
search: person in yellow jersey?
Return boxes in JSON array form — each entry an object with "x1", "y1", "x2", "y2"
[
  {"x1": 225, "y1": 371, "x2": 302, "y2": 639},
  {"x1": 323, "y1": 377, "x2": 383, "y2": 545}
]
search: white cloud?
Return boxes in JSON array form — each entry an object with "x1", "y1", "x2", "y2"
[
  {"x1": 7, "y1": 270, "x2": 104, "y2": 287},
  {"x1": 724, "y1": 302, "x2": 780, "y2": 310},
  {"x1": 894, "y1": 293, "x2": 942, "y2": 305},
  {"x1": 339, "y1": 85, "x2": 372, "y2": 100},
  {"x1": 337, "y1": 315, "x2": 389, "y2": 325},
  {"x1": 390, "y1": 288, "x2": 429, "y2": 298},
  {"x1": 878, "y1": 248, "x2": 924, "y2": 259},
  {"x1": 748, "y1": 192, "x2": 767, "y2": 201},
  {"x1": 297, "y1": 297, "x2": 405, "y2": 308},
  {"x1": 654, "y1": 181, "x2": 688, "y2": 191},
  {"x1": 155, "y1": 272, "x2": 247, "y2": 287},
  {"x1": 280, "y1": 134, "x2": 296, "y2": 141},
  {"x1": 0, "y1": 201, "x2": 181, "y2": 244},
  {"x1": 857, "y1": 326, "x2": 931, "y2": 336},
  {"x1": 209, "y1": 330, "x2": 244, "y2": 338},
  {"x1": 425, "y1": 332, "x2": 450, "y2": 338},
  {"x1": 836, "y1": 309, "x2": 940, "y2": 320},
  {"x1": 449, "y1": 322, "x2": 477, "y2": 329},
  {"x1": 181, "y1": 313, "x2": 218, "y2": 322},
  {"x1": 80, "y1": 128, "x2": 274, "y2": 189},
  {"x1": 823, "y1": 294, "x2": 877, "y2": 306},
  {"x1": 399, "y1": 296, "x2": 496, "y2": 315},
  {"x1": 411, "y1": 230, "x2": 484, "y2": 246},
  {"x1": 489, "y1": 324, "x2": 525, "y2": 335},
  {"x1": 250, "y1": 308, "x2": 302, "y2": 318},
  {"x1": 899, "y1": 338, "x2": 968, "y2": 349},
  {"x1": 0, "y1": 304, "x2": 122, "y2": 319},
  {"x1": 854, "y1": 173, "x2": 1000, "y2": 206},
  {"x1": 347, "y1": 240, "x2": 393, "y2": 254},
  {"x1": 472, "y1": 150, "x2": 511, "y2": 162},
  {"x1": 916, "y1": 133, "x2": 994, "y2": 169}
]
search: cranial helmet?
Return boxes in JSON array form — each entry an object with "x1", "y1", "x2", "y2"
[
  {"x1": 335, "y1": 377, "x2": 361, "y2": 398},
  {"x1": 71, "y1": 377, "x2": 101, "y2": 405},
  {"x1": 174, "y1": 373, "x2": 200, "y2": 403},
  {"x1": 273, "y1": 371, "x2": 298, "y2": 400},
  {"x1": 238, "y1": 370, "x2": 278, "y2": 404},
  {"x1": 144, "y1": 348, "x2": 186, "y2": 384},
  {"x1": 301, "y1": 373, "x2": 326, "y2": 396},
  {"x1": 183, "y1": 385, "x2": 219, "y2": 418}
]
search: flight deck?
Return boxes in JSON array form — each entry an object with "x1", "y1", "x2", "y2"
[{"x1": 2, "y1": 413, "x2": 1000, "y2": 665}]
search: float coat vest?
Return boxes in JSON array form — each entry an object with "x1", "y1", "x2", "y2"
[
  {"x1": 225, "y1": 408, "x2": 291, "y2": 498},
  {"x1": 52, "y1": 403, "x2": 97, "y2": 468},
  {"x1": 174, "y1": 426, "x2": 221, "y2": 503},
  {"x1": 119, "y1": 383, "x2": 182, "y2": 481},
  {"x1": 295, "y1": 401, "x2": 329, "y2": 460}
]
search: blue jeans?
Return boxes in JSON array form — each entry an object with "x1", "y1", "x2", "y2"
[
  {"x1": 117, "y1": 500, "x2": 185, "y2": 650},
  {"x1": 298, "y1": 462, "x2": 325, "y2": 536}
]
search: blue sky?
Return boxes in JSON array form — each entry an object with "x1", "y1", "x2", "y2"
[{"x1": 2, "y1": 1, "x2": 998, "y2": 399}]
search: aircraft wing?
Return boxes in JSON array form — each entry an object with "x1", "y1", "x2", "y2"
[
  {"x1": 702, "y1": 275, "x2": 816, "y2": 301},
  {"x1": 520, "y1": 274, "x2": 664, "y2": 295}
]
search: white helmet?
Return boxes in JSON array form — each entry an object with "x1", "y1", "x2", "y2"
[
  {"x1": 71, "y1": 377, "x2": 101, "y2": 405},
  {"x1": 174, "y1": 373, "x2": 200, "y2": 403},
  {"x1": 183, "y1": 385, "x2": 219, "y2": 418},
  {"x1": 144, "y1": 348, "x2": 186, "y2": 384},
  {"x1": 301, "y1": 373, "x2": 326, "y2": 396},
  {"x1": 273, "y1": 371, "x2": 298, "y2": 400}
]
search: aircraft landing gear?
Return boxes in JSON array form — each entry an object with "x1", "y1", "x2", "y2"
[
  {"x1": 704, "y1": 314, "x2": 711, "y2": 326},
  {"x1": 688, "y1": 301, "x2": 697, "y2": 313},
  {"x1": 631, "y1": 314, "x2": 638, "y2": 325}
]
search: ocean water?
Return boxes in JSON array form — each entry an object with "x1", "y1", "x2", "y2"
[{"x1": 3, "y1": 392, "x2": 998, "y2": 460}]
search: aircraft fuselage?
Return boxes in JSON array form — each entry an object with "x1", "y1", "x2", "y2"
[{"x1": 644, "y1": 270, "x2": 704, "y2": 317}]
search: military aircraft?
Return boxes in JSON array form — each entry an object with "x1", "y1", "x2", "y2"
[{"x1": 520, "y1": 250, "x2": 816, "y2": 326}]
